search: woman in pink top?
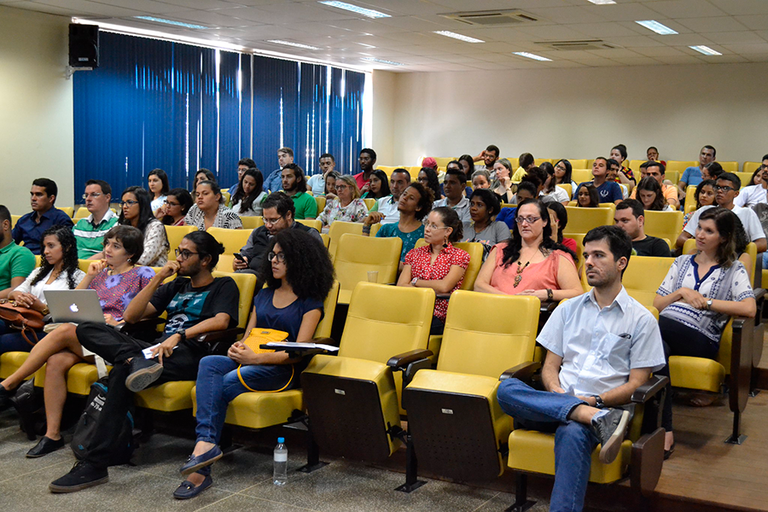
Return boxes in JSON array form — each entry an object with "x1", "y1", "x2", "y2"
[{"x1": 474, "y1": 199, "x2": 582, "y2": 301}]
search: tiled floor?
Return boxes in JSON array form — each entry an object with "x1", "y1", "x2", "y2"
[{"x1": 0, "y1": 409, "x2": 549, "y2": 512}]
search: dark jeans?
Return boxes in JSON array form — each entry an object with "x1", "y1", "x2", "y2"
[
  {"x1": 0, "y1": 330, "x2": 46, "y2": 354},
  {"x1": 430, "y1": 316, "x2": 445, "y2": 335},
  {"x1": 656, "y1": 316, "x2": 719, "y2": 431},
  {"x1": 76, "y1": 322, "x2": 206, "y2": 469}
]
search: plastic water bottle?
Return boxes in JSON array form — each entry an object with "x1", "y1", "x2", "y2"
[{"x1": 273, "y1": 437, "x2": 287, "y2": 485}]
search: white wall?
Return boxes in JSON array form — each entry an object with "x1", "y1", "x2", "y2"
[
  {"x1": 371, "y1": 70, "x2": 396, "y2": 165},
  {"x1": 380, "y1": 63, "x2": 768, "y2": 168},
  {"x1": 0, "y1": 6, "x2": 74, "y2": 213}
]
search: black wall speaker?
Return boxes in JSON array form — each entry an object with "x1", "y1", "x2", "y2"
[{"x1": 69, "y1": 24, "x2": 99, "y2": 68}]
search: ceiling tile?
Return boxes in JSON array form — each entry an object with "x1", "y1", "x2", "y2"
[
  {"x1": 705, "y1": 31, "x2": 764, "y2": 45},
  {"x1": 646, "y1": 0, "x2": 727, "y2": 18},
  {"x1": 707, "y1": 0, "x2": 768, "y2": 16},
  {"x1": 675, "y1": 16, "x2": 749, "y2": 33}
]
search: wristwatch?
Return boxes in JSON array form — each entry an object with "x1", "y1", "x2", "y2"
[
  {"x1": 411, "y1": 277, "x2": 418, "y2": 286},
  {"x1": 594, "y1": 395, "x2": 605, "y2": 409},
  {"x1": 546, "y1": 289, "x2": 554, "y2": 301},
  {"x1": 178, "y1": 330, "x2": 186, "y2": 343},
  {"x1": 706, "y1": 298, "x2": 713, "y2": 311}
]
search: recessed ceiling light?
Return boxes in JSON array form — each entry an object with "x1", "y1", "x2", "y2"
[
  {"x1": 357, "y1": 42, "x2": 376, "y2": 49},
  {"x1": 362, "y1": 57, "x2": 403, "y2": 66},
  {"x1": 689, "y1": 45, "x2": 721, "y2": 56},
  {"x1": 134, "y1": 16, "x2": 208, "y2": 30},
  {"x1": 267, "y1": 40, "x2": 320, "y2": 50},
  {"x1": 433, "y1": 31, "x2": 484, "y2": 44},
  {"x1": 635, "y1": 20, "x2": 677, "y2": 35},
  {"x1": 319, "y1": 1, "x2": 390, "y2": 19},
  {"x1": 513, "y1": 52, "x2": 552, "y2": 62},
  {"x1": 588, "y1": 0, "x2": 616, "y2": 4}
]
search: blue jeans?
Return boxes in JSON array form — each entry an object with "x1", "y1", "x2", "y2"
[
  {"x1": 0, "y1": 330, "x2": 46, "y2": 354},
  {"x1": 497, "y1": 378, "x2": 597, "y2": 512},
  {"x1": 194, "y1": 355, "x2": 296, "y2": 444}
]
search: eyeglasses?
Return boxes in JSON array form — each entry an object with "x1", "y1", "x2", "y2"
[
  {"x1": 120, "y1": 200, "x2": 139, "y2": 207},
  {"x1": 423, "y1": 222, "x2": 449, "y2": 230},
  {"x1": 268, "y1": 251, "x2": 286, "y2": 262},
  {"x1": 164, "y1": 200, "x2": 180, "y2": 207},
  {"x1": 263, "y1": 216, "x2": 283, "y2": 225},
  {"x1": 515, "y1": 216, "x2": 541, "y2": 225},
  {"x1": 335, "y1": 185, "x2": 348, "y2": 190},
  {"x1": 714, "y1": 185, "x2": 735, "y2": 192},
  {"x1": 82, "y1": 193, "x2": 102, "y2": 200},
  {"x1": 175, "y1": 249, "x2": 199, "y2": 260}
]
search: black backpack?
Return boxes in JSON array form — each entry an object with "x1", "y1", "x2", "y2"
[{"x1": 71, "y1": 377, "x2": 136, "y2": 466}]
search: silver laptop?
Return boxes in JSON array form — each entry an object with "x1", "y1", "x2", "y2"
[{"x1": 44, "y1": 290, "x2": 106, "y2": 324}]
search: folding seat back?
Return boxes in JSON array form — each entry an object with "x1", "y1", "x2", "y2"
[
  {"x1": 566, "y1": 159, "x2": 588, "y2": 169},
  {"x1": 570, "y1": 169, "x2": 592, "y2": 184},
  {"x1": 315, "y1": 196, "x2": 326, "y2": 214},
  {"x1": 720, "y1": 162, "x2": 739, "y2": 173},
  {"x1": 295, "y1": 218, "x2": 321, "y2": 232},
  {"x1": 563, "y1": 206, "x2": 613, "y2": 236},
  {"x1": 666, "y1": 160, "x2": 697, "y2": 173},
  {"x1": 743, "y1": 162, "x2": 761, "y2": 175},
  {"x1": 642, "y1": 210, "x2": 682, "y2": 250},
  {"x1": 683, "y1": 185, "x2": 698, "y2": 214},
  {"x1": 240, "y1": 216, "x2": 263, "y2": 230},
  {"x1": 60, "y1": 206, "x2": 74, "y2": 218},
  {"x1": 207, "y1": 227, "x2": 251, "y2": 255},
  {"x1": 622, "y1": 256, "x2": 674, "y2": 309},
  {"x1": 166, "y1": 225, "x2": 197, "y2": 260},
  {"x1": 333, "y1": 233, "x2": 401, "y2": 304},
  {"x1": 557, "y1": 183, "x2": 571, "y2": 199}
]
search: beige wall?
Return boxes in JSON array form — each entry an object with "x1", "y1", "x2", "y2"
[
  {"x1": 379, "y1": 63, "x2": 768, "y2": 169},
  {"x1": 0, "y1": 6, "x2": 73, "y2": 213},
  {"x1": 371, "y1": 70, "x2": 396, "y2": 165}
]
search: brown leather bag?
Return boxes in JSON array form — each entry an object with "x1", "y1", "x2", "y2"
[{"x1": 0, "y1": 300, "x2": 45, "y2": 346}]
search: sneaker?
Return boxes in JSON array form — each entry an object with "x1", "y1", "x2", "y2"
[
  {"x1": 125, "y1": 357, "x2": 164, "y2": 392},
  {"x1": 49, "y1": 461, "x2": 108, "y2": 493},
  {"x1": 591, "y1": 408, "x2": 630, "y2": 465}
]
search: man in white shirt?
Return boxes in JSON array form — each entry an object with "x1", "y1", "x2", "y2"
[
  {"x1": 735, "y1": 155, "x2": 768, "y2": 208},
  {"x1": 364, "y1": 168, "x2": 410, "y2": 226},
  {"x1": 433, "y1": 166, "x2": 471, "y2": 227},
  {"x1": 677, "y1": 173, "x2": 767, "y2": 253},
  {"x1": 497, "y1": 225, "x2": 665, "y2": 512}
]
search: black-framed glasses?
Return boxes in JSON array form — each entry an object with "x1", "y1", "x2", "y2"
[
  {"x1": 714, "y1": 185, "x2": 735, "y2": 192},
  {"x1": 515, "y1": 216, "x2": 541, "y2": 225},
  {"x1": 164, "y1": 200, "x2": 180, "y2": 207},
  {"x1": 120, "y1": 200, "x2": 139, "y2": 207},
  {"x1": 268, "y1": 251, "x2": 286, "y2": 262},
  {"x1": 175, "y1": 249, "x2": 199, "y2": 260}
]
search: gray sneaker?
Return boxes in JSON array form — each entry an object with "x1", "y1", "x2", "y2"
[
  {"x1": 591, "y1": 408, "x2": 630, "y2": 464},
  {"x1": 125, "y1": 357, "x2": 163, "y2": 392}
]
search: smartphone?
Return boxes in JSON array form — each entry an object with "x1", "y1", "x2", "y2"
[{"x1": 234, "y1": 253, "x2": 245, "y2": 262}]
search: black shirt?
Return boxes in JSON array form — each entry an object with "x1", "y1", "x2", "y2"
[
  {"x1": 150, "y1": 276, "x2": 240, "y2": 335},
  {"x1": 633, "y1": 236, "x2": 671, "y2": 257}
]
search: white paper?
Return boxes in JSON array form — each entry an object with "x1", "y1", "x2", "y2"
[{"x1": 263, "y1": 342, "x2": 339, "y2": 352}]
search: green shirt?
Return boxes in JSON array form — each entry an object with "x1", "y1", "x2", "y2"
[
  {"x1": 292, "y1": 191, "x2": 318, "y2": 220},
  {"x1": 73, "y1": 209, "x2": 119, "y2": 259},
  {"x1": 0, "y1": 241, "x2": 35, "y2": 292}
]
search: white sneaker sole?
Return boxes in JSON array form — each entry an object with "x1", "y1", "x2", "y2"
[
  {"x1": 598, "y1": 409, "x2": 630, "y2": 464},
  {"x1": 125, "y1": 364, "x2": 164, "y2": 392}
]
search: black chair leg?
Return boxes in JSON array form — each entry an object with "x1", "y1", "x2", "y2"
[
  {"x1": 725, "y1": 410, "x2": 747, "y2": 445},
  {"x1": 297, "y1": 423, "x2": 328, "y2": 473},
  {"x1": 506, "y1": 473, "x2": 536, "y2": 512},
  {"x1": 395, "y1": 435, "x2": 425, "y2": 493}
]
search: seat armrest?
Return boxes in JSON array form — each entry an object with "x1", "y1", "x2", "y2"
[
  {"x1": 631, "y1": 375, "x2": 669, "y2": 404},
  {"x1": 499, "y1": 361, "x2": 541, "y2": 382},
  {"x1": 194, "y1": 327, "x2": 244, "y2": 344},
  {"x1": 115, "y1": 317, "x2": 165, "y2": 334},
  {"x1": 540, "y1": 301, "x2": 558, "y2": 314},
  {"x1": 387, "y1": 349, "x2": 433, "y2": 369},
  {"x1": 754, "y1": 288, "x2": 765, "y2": 301}
]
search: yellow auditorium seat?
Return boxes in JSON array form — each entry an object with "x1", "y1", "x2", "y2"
[
  {"x1": 326, "y1": 220, "x2": 379, "y2": 258},
  {"x1": 666, "y1": 160, "x2": 697, "y2": 173},
  {"x1": 734, "y1": 171, "x2": 753, "y2": 187},
  {"x1": 240, "y1": 216, "x2": 263, "y2": 230},
  {"x1": 743, "y1": 162, "x2": 761, "y2": 175},
  {"x1": 11, "y1": 215, "x2": 21, "y2": 229},
  {"x1": 433, "y1": 157, "x2": 455, "y2": 167},
  {"x1": 565, "y1": 159, "x2": 588, "y2": 169},
  {"x1": 377, "y1": 165, "x2": 396, "y2": 178},
  {"x1": 74, "y1": 207, "x2": 90, "y2": 220},
  {"x1": 665, "y1": 170, "x2": 680, "y2": 185},
  {"x1": 60, "y1": 206, "x2": 74, "y2": 218},
  {"x1": 403, "y1": 292, "x2": 539, "y2": 482},
  {"x1": 557, "y1": 184, "x2": 572, "y2": 199},
  {"x1": 533, "y1": 158, "x2": 552, "y2": 167},
  {"x1": 300, "y1": 282, "x2": 435, "y2": 488},
  {"x1": 296, "y1": 218, "x2": 322, "y2": 232},
  {"x1": 719, "y1": 161, "x2": 739, "y2": 173},
  {"x1": 586, "y1": 159, "x2": 595, "y2": 169},
  {"x1": 166, "y1": 225, "x2": 197, "y2": 261},
  {"x1": 320, "y1": 233, "x2": 330, "y2": 248},
  {"x1": 315, "y1": 196, "x2": 326, "y2": 214},
  {"x1": 363, "y1": 198, "x2": 376, "y2": 210},
  {"x1": 333, "y1": 233, "x2": 401, "y2": 304},
  {"x1": 562, "y1": 206, "x2": 613, "y2": 237},
  {"x1": 570, "y1": 169, "x2": 592, "y2": 184},
  {"x1": 629, "y1": 159, "x2": 645, "y2": 173},
  {"x1": 642, "y1": 210, "x2": 683, "y2": 249},
  {"x1": 197, "y1": 281, "x2": 340, "y2": 433},
  {"x1": 207, "y1": 227, "x2": 251, "y2": 255},
  {"x1": 221, "y1": 190, "x2": 231, "y2": 206},
  {"x1": 683, "y1": 185, "x2": 698, "y2": 214}
]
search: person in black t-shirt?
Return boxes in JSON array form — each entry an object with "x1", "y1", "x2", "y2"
[
  {"x1": 613, "y1": 199, "x2": 671, "y2": 257},
  {"x1": 50, "y1": 231, "x2": 239, "y2": 493}
]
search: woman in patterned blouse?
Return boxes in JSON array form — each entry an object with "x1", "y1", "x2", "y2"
[
  {"x1": 184, "y1": 180, "x2": 243, "y2": 231},
  {"x1": 317, "y1": 175, "x2": 369, "y2": 233},
  {"x1": 398, "y1": 207, "x2": 469, "y2": 334},
  {"x1": 117, "y1": 186, "x2": 169, "y2": 266}
]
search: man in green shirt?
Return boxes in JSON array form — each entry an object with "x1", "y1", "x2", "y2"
[
  {"x1": 0, "y1": 205, "x2": 35, "y2": 299},
  {"x1": 73, "y1": 180, "x2": 119, "y2": 259},
  {"x1": 281, "y1": 163, "x2": 317, "y2": 219}
]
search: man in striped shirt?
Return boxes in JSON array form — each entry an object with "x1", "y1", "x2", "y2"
[{"x1": 73, "y1": 179, "x2": 118, "y2": 259}]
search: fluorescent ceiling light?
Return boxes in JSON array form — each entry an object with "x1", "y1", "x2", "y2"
[
  {"x1": 134, "y1": 16, "x2": 208, "y2": 30},
  {"x1": 689, "y1": 45, "x2": 721, "y2": 56},
  {"x1": 267, "y1": 40, "x2": 321, "y2": 50},
  {"x1": 588, "y1": 0, "x2": 616, "y2": 4},
  {"x1": 362, "y1": 57, "x2": 403, "y2": 66},
  {"x1": 635, "y1": 20, "x2": 677, "y2": 35},
  {"x1": 319, "y1": 1, "x2": 390, "y2": 19},
  {"x1": 514, "y1": 52, "x2": 551, "y2": 62},
  {"x1": 433, "y1": 31, "x2": 484, "y2": 44},
  {"x1": 357, "y1": 42, "x2": 376, "y2": 49}
]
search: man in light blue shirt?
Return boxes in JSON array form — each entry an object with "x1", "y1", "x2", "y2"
[
  {"x1": 263, "y1": 147, "x2": 293, "y2": 193},
  {"x1": 497, "y1": 225, "x2": 665, "y2": 512},
  {"x1": 679, "y1": 145, "x2": 716, "y2": 195}
]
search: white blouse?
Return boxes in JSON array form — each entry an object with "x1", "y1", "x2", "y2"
[{"x1": 14, "y1": 267, "x2": 86, "y2": 304}]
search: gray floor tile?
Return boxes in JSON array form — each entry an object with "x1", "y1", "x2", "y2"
[{"x1": 198, "y1": 493, "x2": 318, "y2": 511}]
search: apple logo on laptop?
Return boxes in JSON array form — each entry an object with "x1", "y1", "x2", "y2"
[{"x1": 69, "y1": 304, "x2": 79, "y2": 313}]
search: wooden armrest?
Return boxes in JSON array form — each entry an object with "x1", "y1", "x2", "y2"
[
  {"x1": 540, "y1": 301, "x2": 558, "y2": 314},
  {"x1": 115, "y1": 317, "x2": 164, "y2": 334},
  {"x1": 499, "y1": 361, "x2": 541, "y2": 382},
  {"x1": 631, "y1": 375, "x2": 668, "y2": 403},
  {"x1": 194, "y1": 327, "x2": 244, "y2": 344},
  {"x1": 387, "y1": 349, "x2": 433, "y2": 369}
]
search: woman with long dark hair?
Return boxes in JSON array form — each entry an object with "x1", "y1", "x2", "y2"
[
  {"x1": 231, "y1": 168, "x2": 268, "y2": 217},
  {"x1": 184, "y1": 180, "x2": 243, "y2": 230},
  {"x1": 546, "y1": 202, "x2": 578, "y2": 257},
  {"x1": 417, "y1": 167, "x2": 442, "y2": 202},
  {"x1": 118, "y1": 186, "x2": 169, "y2": 266},
  {"x1": 148, "y1": 168, "x2": 170, "y2": 214},
  {"x1": 636, "y1": 177, "x2": 673, "y2": 212},
  {"x1": 361, "y1": 169, "x2": 391, "y2": 200},
  {"x1": 474, "y1": 199, "x2": 581, "y2": 301},
  {"x1": 159, "y1": 188, "x2": 194, "y2": 226}
]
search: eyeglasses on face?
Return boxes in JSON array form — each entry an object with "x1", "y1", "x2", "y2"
[
  {"x1": 268, "y1": 251, "x2": 286, "y2": 262},
  {"x1": 82, "y1": 193, "x2": 102, "y2": 200},
  {"x1": 263, "y1": 216, "x2": 284, "y2": 225},
  {"x1": 175, "y1": 249, "x2": 199, "y2": 260},
  {"x1": 164, "y1": 200, "x2": 180, "y2": 207},
  {"x1": 120, "y1": 200, "x2": 139, "y2": 207},
  {"x1": 515, "y1": 216, "x2": 541, "y2": 225},
  {"x1": 714, "y1": 185, "x2": 735, "y2": 192}
]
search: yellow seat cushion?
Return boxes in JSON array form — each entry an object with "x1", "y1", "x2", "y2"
[
  {"x1": 0, "y1": 351, "x2": 30, "y2": 379},
  {"x1": 668, "y1": 355, "x2": 725, "y2": 393},
  {"x1": 508, "y1": 429, "x2": 631, "y2": 484},
  {"x1": 135, "y1": 381, "x2": 195, "y2": 411},
  {"x1": 33, "y1": 362, "x2": 102, "y2": 395},
  {"x1": 192, "y1": 386, "x2": 303, "y2": 430}
]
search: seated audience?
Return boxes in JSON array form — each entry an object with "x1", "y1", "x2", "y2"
[
  {"x1": 491, "y1": 158, "x2": 515, "y2": 204},
  {"x1": 511, "y1": 152, "x2": 534, "y2": 181},
  {"x1": 112, "y1": 187, "x2": 169, "y2": 266},
  {"x1": 607, "y1": 159, "x2": 630, "y2": 199},
  {"x1": 263, "y1": 148, "x2": 293, "y2": 193},
  {"x1": 368, "y1": 169, "x2": 410, "y2": 226},
  {"x1": 636, "y1": 177, "x2": 674, "y2": 212},
  {"x1": 474, "y1": 199, "x2": 581, "y2": 301},
  {"x1": 231, "y1": 168, "x2": 268, "y2": 217},
  {"x1": 654, "y1": 207, "x2": 756, "y2": 456},
  {"x1": 158, "y1": 188, "x2": 194, "y2": 226},
  {"x1": 610, "y1": 143, "x2": 636, "y2": 185},
  {"x1": 546, "y1": 202, "x2": 578, "y2": 257},
  {"x1": 614, "y1": 199, "x2": 672, "y2": 257},
  {"x1": 0, "y1": 226, "x2": 84, "y2": 350},
  {"x1": 12, "y1": 178, "x2": 73, "y2": 255},
  {"x1": 360, "y1": 169, "x2": 390, "y2": 201},
  {"x1": 0, "y1": 226, "x2": 154, "y2": 457},
  {"x1": 417, "y1": 167, "x2": 442, "y2": 202},
  {"x1": 306, "y1": 153, "x2": 336, "y2": 196},
  {"x1": 0, "y1": 205, "x2": 35, "y2": 299},
  {"x1": 577, "y1": 184, "x2": 600, "y2": 207},
  {"x1": 647, "y1": 146, "x2": 665, "y2": 165},
  {"x1": 631, "y1": 162, "x2": 678, "y2": 209},
  {"x1": 458, "y1": 154, "x2": 475, "y2": 179},
  {"x1": 540, "y1": 162, "x2": 570, "y2": 205},
  {"x1": 48, "y1": 231, "x2": 238, "y2": 492},
  {"x1": 679, "y1": 145, "x2": 716, "y2": 194},
  {"x1": 398, "y1": 207, "x2": 469, "y2": 335},
  {"x1": 74, "y1": 180, "x2": 119, "y2": 259},
  {"x1": 176, "y1": 229, "x2": 333, "y2": 498},
  {"x1": 147, "y1": 168, "x2": 169, "y2": 214},
  {"x1": 354, "y1": 148, "x2": 377, "y2": 194},
  {"x1": 322, "y1": 170, "x2": 340, "y2": 201},
  {"x1": 462, "y1": 189, "x2": 509, "y2": 258},
  {"x1": 433, "y1": 166, "x2": 470, "y2": 226},
  {"x1": 185, "y1": 180, "x2": 243, "y2": 230},
  {"x1": 683, "y1": 180, "x2": 716, "y2": 227},
  {"x1": 574, "y1": 158, "x2": 623, "y2": 205},
  {"x1": 512, "y1": 168, "x2": 545, "y2": 204},
  {"x1": 281, "y1": 164, "x2": 317, "y2": 220},
  {"x1": 191, "y1": 169, "x2": 216, "y2": 198},
  {"x1": 227, "y1": 158, "x2": 257, "y2": 198},
  {"x1": 496, "y1": 181, "x2": 539, "y2": 229},
  {"x1": 471, "y1": 169, "x2": 491, "y2": 190},
  {"x1": 735, "y1": 156, "x2": 768, "y2": 208},
  {"x1": 701, "y1": 161, "x2": 724, "y2": 182},
  {"x1": 473, "y1": 144, "x2": 499, "y2": 173},
  {"x1": 234, "y1": 193, "x2": 322, "y2": 274},
  {"x1": 364, "y1": 182, "x2": 432, "y2": 263},
  {"x1": 317, "y1": 175, "x2": 369, "y2": 232},
  {"x1": 554, "y1": 159, "x2": 577, "y2": 193}
]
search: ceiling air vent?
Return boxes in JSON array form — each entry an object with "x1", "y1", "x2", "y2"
[
  {"x1": 440, "y1": 10, "x2": 538, "y2": 26},
  {"x1": 536, "y1": 40, "x2": 619, "y2": 51}
]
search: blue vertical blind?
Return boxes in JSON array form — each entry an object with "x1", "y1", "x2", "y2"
[{"x1": 73, "y1": 32, "x2": 366, "y2": 203}]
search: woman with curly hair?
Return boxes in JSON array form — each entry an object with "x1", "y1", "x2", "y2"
[
  {"x1": 0, "y1": 226, "x2": 155, "y2": 458},
  {"x1": 176, "y1": 229, "x2": 334, "y2": 498},
  {"x1": 417, "y1": 167, "x2": 443, "y2": 202},
  {"x1": 0, "y1": 225, "x2": 85, "y2": 351}
]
